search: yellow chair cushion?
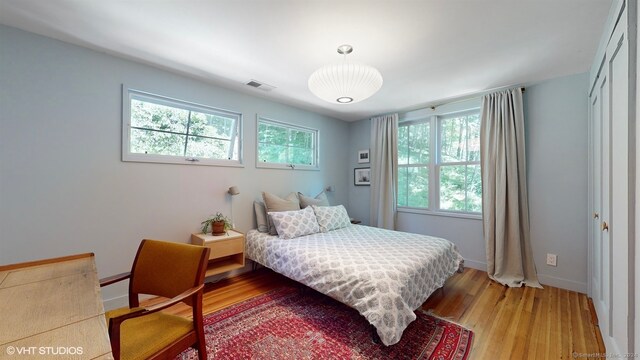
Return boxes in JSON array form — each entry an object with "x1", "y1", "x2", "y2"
[{"x1": 105, "y1": 307, "x2": 194, "y2": 360}]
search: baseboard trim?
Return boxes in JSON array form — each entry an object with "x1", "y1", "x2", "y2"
[
  {"x1": 537, "y1": 274, "x2": 587, "y2": 293},
  {"x1": 462, "y1": 259, "x2": 587, "y2": 293},
  {"x1": 103, "y1": 294, "x2": 130, "y2": 311},
  {"x1": 463, "y1": 259, "x2": 486, "y2": 271}
]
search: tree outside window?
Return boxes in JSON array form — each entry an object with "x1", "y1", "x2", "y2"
[{"x1": 397, "y1": 110, "x2": 481, "y2": 215}]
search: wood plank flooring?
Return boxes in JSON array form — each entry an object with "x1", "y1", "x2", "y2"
[{"x1": 146, "y1": 267, "x2": 605, "y2": 359}]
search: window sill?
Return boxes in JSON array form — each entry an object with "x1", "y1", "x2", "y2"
[
  {"x1": 256, "y1": 164, "x2": 320, "y2": 171},
  {"x1": 123, "y1": 154, "x2": 244, "y2": 167},
  {"x1": 397, "y1": 207, "x2": 482, "y2": 220}
]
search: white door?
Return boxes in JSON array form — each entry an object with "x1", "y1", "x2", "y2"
[
  {"x1": 607, "y1": 12, "x2": 630, "y2": 353},
  {"x1": 598, "y1": 67, "x2": 612, "y2": 341},
  {"x1": 589, "y1": 88, "x2": 603, "y2": 310}
]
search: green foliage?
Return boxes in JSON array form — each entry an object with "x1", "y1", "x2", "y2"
[
  {"x1": 129, "y1": 98, "x2": 238, "y2": 160},
  {"x1": 257, "y1": 121, "x2": 315, "y2": 166},
  {"x1": 201, "y1": 212, "x2": 232, "y2": 234},
  {"x1": 398, "y1": 113, "x2": 481, "y2": 213}
]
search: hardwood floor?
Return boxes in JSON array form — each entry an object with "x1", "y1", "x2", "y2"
[{"x1": 150, "y1": 267, "x2": 605, "y2": 359}]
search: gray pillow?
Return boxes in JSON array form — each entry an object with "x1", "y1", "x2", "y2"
[
  {"x1": 298, "y1": 191, "x2": 330, "y2": 208},
  {"x1": 262, "y1": 192, "x2": 300, "y2": 235},
  {"x1": 254, "y1": 201, "x2": 269, "y2": 233}
]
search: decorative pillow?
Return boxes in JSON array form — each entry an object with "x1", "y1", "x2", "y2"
[
  {"x1": 268, "y1": 207, "x2": 320, "y2": 239},
  {"x1": 262, "y1": 192, "x2": 300, "y2": 235},
  {"x1": 298, "y1": 191, "x2": 330, "y2": 208},
  {"x1": 254, "y1": 201, "x2": 269, "y2": 233},
  {"x1": 312, "y1": 205, "x2": 351, "y2": 232}
]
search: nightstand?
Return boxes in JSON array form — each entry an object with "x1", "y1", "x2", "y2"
[{"x1": 191, "y1": 230, "x2": 245, "y2": 277}]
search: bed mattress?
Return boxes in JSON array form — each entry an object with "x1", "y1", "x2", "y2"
[{"x1": 245, "y1": 224, "x2": 464, "y2": 346}]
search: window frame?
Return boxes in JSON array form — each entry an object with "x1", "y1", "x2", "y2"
[
  {"x1": 255, "y1": 116, "x2": 320, "y2": 171},
  {"x1": 397, "y1": 108, "x2": 482, "y2": 218},
  {"x1": 397, "y1": 119, "x2": 434, "y2": 209},
  {"x1": 435, "y1": 109, "x2": 482, "y2": 215},
  {"x1": 122, "y1": 86, "x2": 243, "y2": 167}
]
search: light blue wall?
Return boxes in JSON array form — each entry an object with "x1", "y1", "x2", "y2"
[
  {"x1": 347, "y1": 119, "x2": 372, "y2": 224},
  {"x1": 0, "y1": 25, "x2": 350, "y2": 306},
  {"x1": 348, "y1": 72, "x2": 590, "y2": 292},
  {"x1": 524, "y1": 72, "x2": 589, "y2": 292}
]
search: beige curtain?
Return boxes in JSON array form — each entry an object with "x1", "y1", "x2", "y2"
[
  {"x1": 370, "y1": 113, "x2": 398, "y2": 229},
  {"x1": 480, "y1": 88, "x2": 541, "y2": 288}
]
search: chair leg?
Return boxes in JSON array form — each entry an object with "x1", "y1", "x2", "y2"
[
  {"x1": 197, "y1": 339, "x2": 207, "y2": 360},
  {"x1": 193, "y1": 293, "x2": 208, "y2": 360}
]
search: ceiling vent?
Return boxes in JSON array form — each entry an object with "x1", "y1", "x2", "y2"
[{"x1": 246, "y1": 79, "x2": 275, "y2": 92}]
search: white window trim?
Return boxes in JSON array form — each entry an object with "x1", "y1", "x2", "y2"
[
  {"x1": 255, "y1": 115, "x2": 320, "y2": 171},
  {"x1": 398, "y1": 206, "x2": 482, "y2": 220},
  {"x1": 397, "y1": 107, "x2": 482, "y2": 217},
  {"x1": 122, "y1": 85, "x2": 244, "y2": 167}
]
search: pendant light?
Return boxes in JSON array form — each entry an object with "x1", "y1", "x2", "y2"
[{"x1": 308, "y1": 45, "x2": 383, "y2": 104}]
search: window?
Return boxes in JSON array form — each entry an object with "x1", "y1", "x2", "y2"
[
  {"x1": 256, "y1": 116, "x2": 319, "y2": 170},
  {"x1": 398, "y1": 122, "x2": 430, "y2": 208},
  {"x1": 123, "y1": 88, "x2": 242, "y2": 166},
  {"x1": 397, "y1": 109, "x2": 481, "y2": 215}
]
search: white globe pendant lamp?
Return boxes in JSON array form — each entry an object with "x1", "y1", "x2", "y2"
[{"x1": 308, "y1": 45, "x2": 383, "y2": 104}]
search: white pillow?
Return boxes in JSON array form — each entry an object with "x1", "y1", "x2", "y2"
[
  {"x1": 312, "y1": 205, "x2": 351, "y2": 232},
  {"x1": 268, "y1": 206, "x2": 320, "y2": 239}
]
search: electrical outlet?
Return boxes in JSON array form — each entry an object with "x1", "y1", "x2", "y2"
[{"x1": 546, "y1": 253, "x2": 557, "y2": 267}]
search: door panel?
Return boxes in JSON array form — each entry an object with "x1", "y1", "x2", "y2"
[
  {"x1": 590, "y1": 93, "x2": 602, "y2": 303},
  {"x1": 608, "y1": 22, "x2": 629, "y2": 353},
  {"x1": 599, "y1": 74, "x2": 611, "y2": 338}
]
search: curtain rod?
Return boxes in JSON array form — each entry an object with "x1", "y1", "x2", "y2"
[{"x1": 405, "y1": 85, "x2": 526, "y2": 112}]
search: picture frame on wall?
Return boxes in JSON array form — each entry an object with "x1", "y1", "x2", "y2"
[
  {"x1": 354, "y1": 167, "x2": 371, "y2": 186},
  {"x1": 358, "y1": 149, "x2": 370, "y2": 163}
]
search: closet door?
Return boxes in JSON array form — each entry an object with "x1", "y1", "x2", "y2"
[
  {"x1": 606, "y1": 11, "x2": 630, "y2": 353},
  {"x1": 589, "y1": 83, "x2": 604, "y2": 320},
  {"x1": 598, "y1": 67, "x2": 612, "y2": 342}
]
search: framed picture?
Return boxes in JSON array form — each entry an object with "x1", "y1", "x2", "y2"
[
  {"x1": 354, "y1": 167, "x2": 371, "y2": 186},
  {"x1": 358, "y1": 149, "x2": 370, "y2": 163}
]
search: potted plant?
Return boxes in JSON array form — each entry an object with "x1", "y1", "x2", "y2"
[{"x1": 201, "y1": 212, "x2": 232, "y2": 235}]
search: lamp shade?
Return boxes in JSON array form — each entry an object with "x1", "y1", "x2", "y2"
[
  {"x1": 308, "y1": 62, "x2": 383, "y2": 104},
  {"x1": 309, "y1": 45, "x2": 383, "y2": 105}
]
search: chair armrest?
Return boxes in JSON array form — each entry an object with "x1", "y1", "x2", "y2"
[
  {"x1": 145, "y1": 284, "x2": 204, "y2": 313},
  {"x1": 99, "y1": 272, "x2": 131, "y2": 287},
  {"x1": 109, "y1": 284, "x2": 204, "y2": 324},
  {"x1": 107, "y1": 283, "x2": 205, "y2": 358}
]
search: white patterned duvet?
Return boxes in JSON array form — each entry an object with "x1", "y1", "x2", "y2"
[{"x1": 245, "y1": 224, "x2": 464, "y2": 346}]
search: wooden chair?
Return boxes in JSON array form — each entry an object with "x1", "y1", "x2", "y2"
[{"x1": 100, "y1": 239, "x2": 210, "y2": 360}]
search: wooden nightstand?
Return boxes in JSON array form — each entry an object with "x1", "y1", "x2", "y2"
[{"x1": 191, "y1": 230, "x2": 245, "y2": 277}]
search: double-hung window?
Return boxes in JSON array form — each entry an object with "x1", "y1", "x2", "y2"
[
  {"x1": 438, "y1": 111, "x2": 482, "y2": 213},
  {"x1": 397, "y1": 109, "x2": 482, "y2": 215},
  {"x1": 123, "y1": 88, "x2": 242, "y2": 166},
  {"x1": 256, "y1": 116, "x2": 319, "y2": 170}
]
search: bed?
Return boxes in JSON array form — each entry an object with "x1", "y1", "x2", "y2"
[{"x1": 245, "y1": 224, "x2": 464, "y2": 346}]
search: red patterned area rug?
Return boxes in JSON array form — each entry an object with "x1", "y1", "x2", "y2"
[{"x1": 177, "y1": 287, "x2": 473, "y2": 360}]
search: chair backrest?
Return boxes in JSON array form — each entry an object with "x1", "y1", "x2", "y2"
[{"x1": 129, "y1": 239, "x2": 209, "y2": 302}]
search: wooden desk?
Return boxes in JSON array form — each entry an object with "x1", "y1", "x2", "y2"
[{"x1": 0, "y1": 254, "x2": 113, "y2": 359}]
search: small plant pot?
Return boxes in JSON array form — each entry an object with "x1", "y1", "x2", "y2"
[{"x1": 211, "y1": 221, "x2": 226, "y2": 235}]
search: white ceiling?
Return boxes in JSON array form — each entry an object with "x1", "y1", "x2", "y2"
[{"x1": 0, "y1": 0, "x2": 612, "y2": 121}]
